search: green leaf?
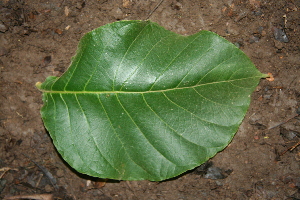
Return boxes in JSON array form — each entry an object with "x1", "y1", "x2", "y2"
[{"x1": 37, "y1": 20, "x2": 267, "y2": 181}]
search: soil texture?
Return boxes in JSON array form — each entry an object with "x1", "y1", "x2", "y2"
[{"x1": 1, "y1": 0, "x2": 300, "y2": 199}]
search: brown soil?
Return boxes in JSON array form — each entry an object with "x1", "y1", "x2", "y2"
[{"x1": 1, "y1": 0, "x2": 300, "y2": 199}]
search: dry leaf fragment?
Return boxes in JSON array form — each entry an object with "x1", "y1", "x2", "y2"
[
  {"x1": 86, "y1": 178, "x2": 107, "y2": 189},
  {"x1": 55, "y1": 29, "x2": 63, "y2": 34},
  {"x1": 65, "y1": 25, "x2": 71, "y2": 30},
  {"x1": 93, "y1": 178, "x2": 107, "y2": 188},
  {"x1": 266, "y1": 72, "x2": 274, "y2": 81},
  {"x1": 64, "y1": 6, "x2": 70, "y2": 16},
  {"x1": 123, "y1": 0, "x2": 131, "y2": 8},
  {"x1": 249, "y1": 0, "x2": 261, "y2": 8},
  {"x1": 28, "y1": 12, "x2": 36, "y2": 20}
]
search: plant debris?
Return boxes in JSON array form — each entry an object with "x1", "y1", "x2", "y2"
[{"x1": 4, "y1": 194, "x2": 53, "y2": 200}]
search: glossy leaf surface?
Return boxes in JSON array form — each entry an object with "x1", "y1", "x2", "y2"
[{"x1": 37, "y1": 20, "x2": 266, "y2": 181}]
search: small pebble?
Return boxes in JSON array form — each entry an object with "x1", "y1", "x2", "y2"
[
  {"x1": 273, "y1": 27, "x2": 289, "y2": 43},
  {"x1": 0, "y1": 22, "x2": 7, "y2": 33},
  {"x1": 56, "y1": 169, "x2": 64, "y2": 177},
  {"x1": 44, "y1": 184, "x2": 53, "y2": 192},
  {"x1": 112, "y1": 7, "x2": 123, "y2": 20},
  {"x1": 204, "y1": 166, "x2": 226, "y2": 180},
  {"x1": 249, "y1": 35, "x2": 260, "y2": 43},
  {"x1": 280, "y1": 127, "x2": 298, "y2": 141},
  {"x1": 253, "y1": 10, "x2": 263, "y2": 16}
]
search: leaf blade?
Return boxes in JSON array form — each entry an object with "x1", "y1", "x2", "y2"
[{"x1": 38, "y1": 20, "x2": 266, "y2": 181}]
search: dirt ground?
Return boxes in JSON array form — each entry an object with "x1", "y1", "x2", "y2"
[{"x1": 1, "y1": 0, "x2": 300, "y2": 199}]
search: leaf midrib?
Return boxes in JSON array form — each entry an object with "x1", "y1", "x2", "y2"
[{"x1": 39, "y1": 75, "x2": 261, "y2": 94}]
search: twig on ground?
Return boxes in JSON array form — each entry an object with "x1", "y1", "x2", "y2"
[
  {"x1": 268, "y1": 114, "x2": 299, "y2": 130},
  {"x1": 0, "y1": 167, "x2": 18, "y2": 179},
  {"x1": 4, "y1": 194, "x2": 53, "y2": 200},
  {"x1": 146, "y1": 0, "x2": 164, "y2": 20},
  {"x1": 22, "y1": 154, "x2": 58, "y2": 190},
  {"x1": 280, "y1": 141, "x2": 300, "y2": 156},
  {"x1": 125, "y1": 181, "x2": 138, "y2": 199}
]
